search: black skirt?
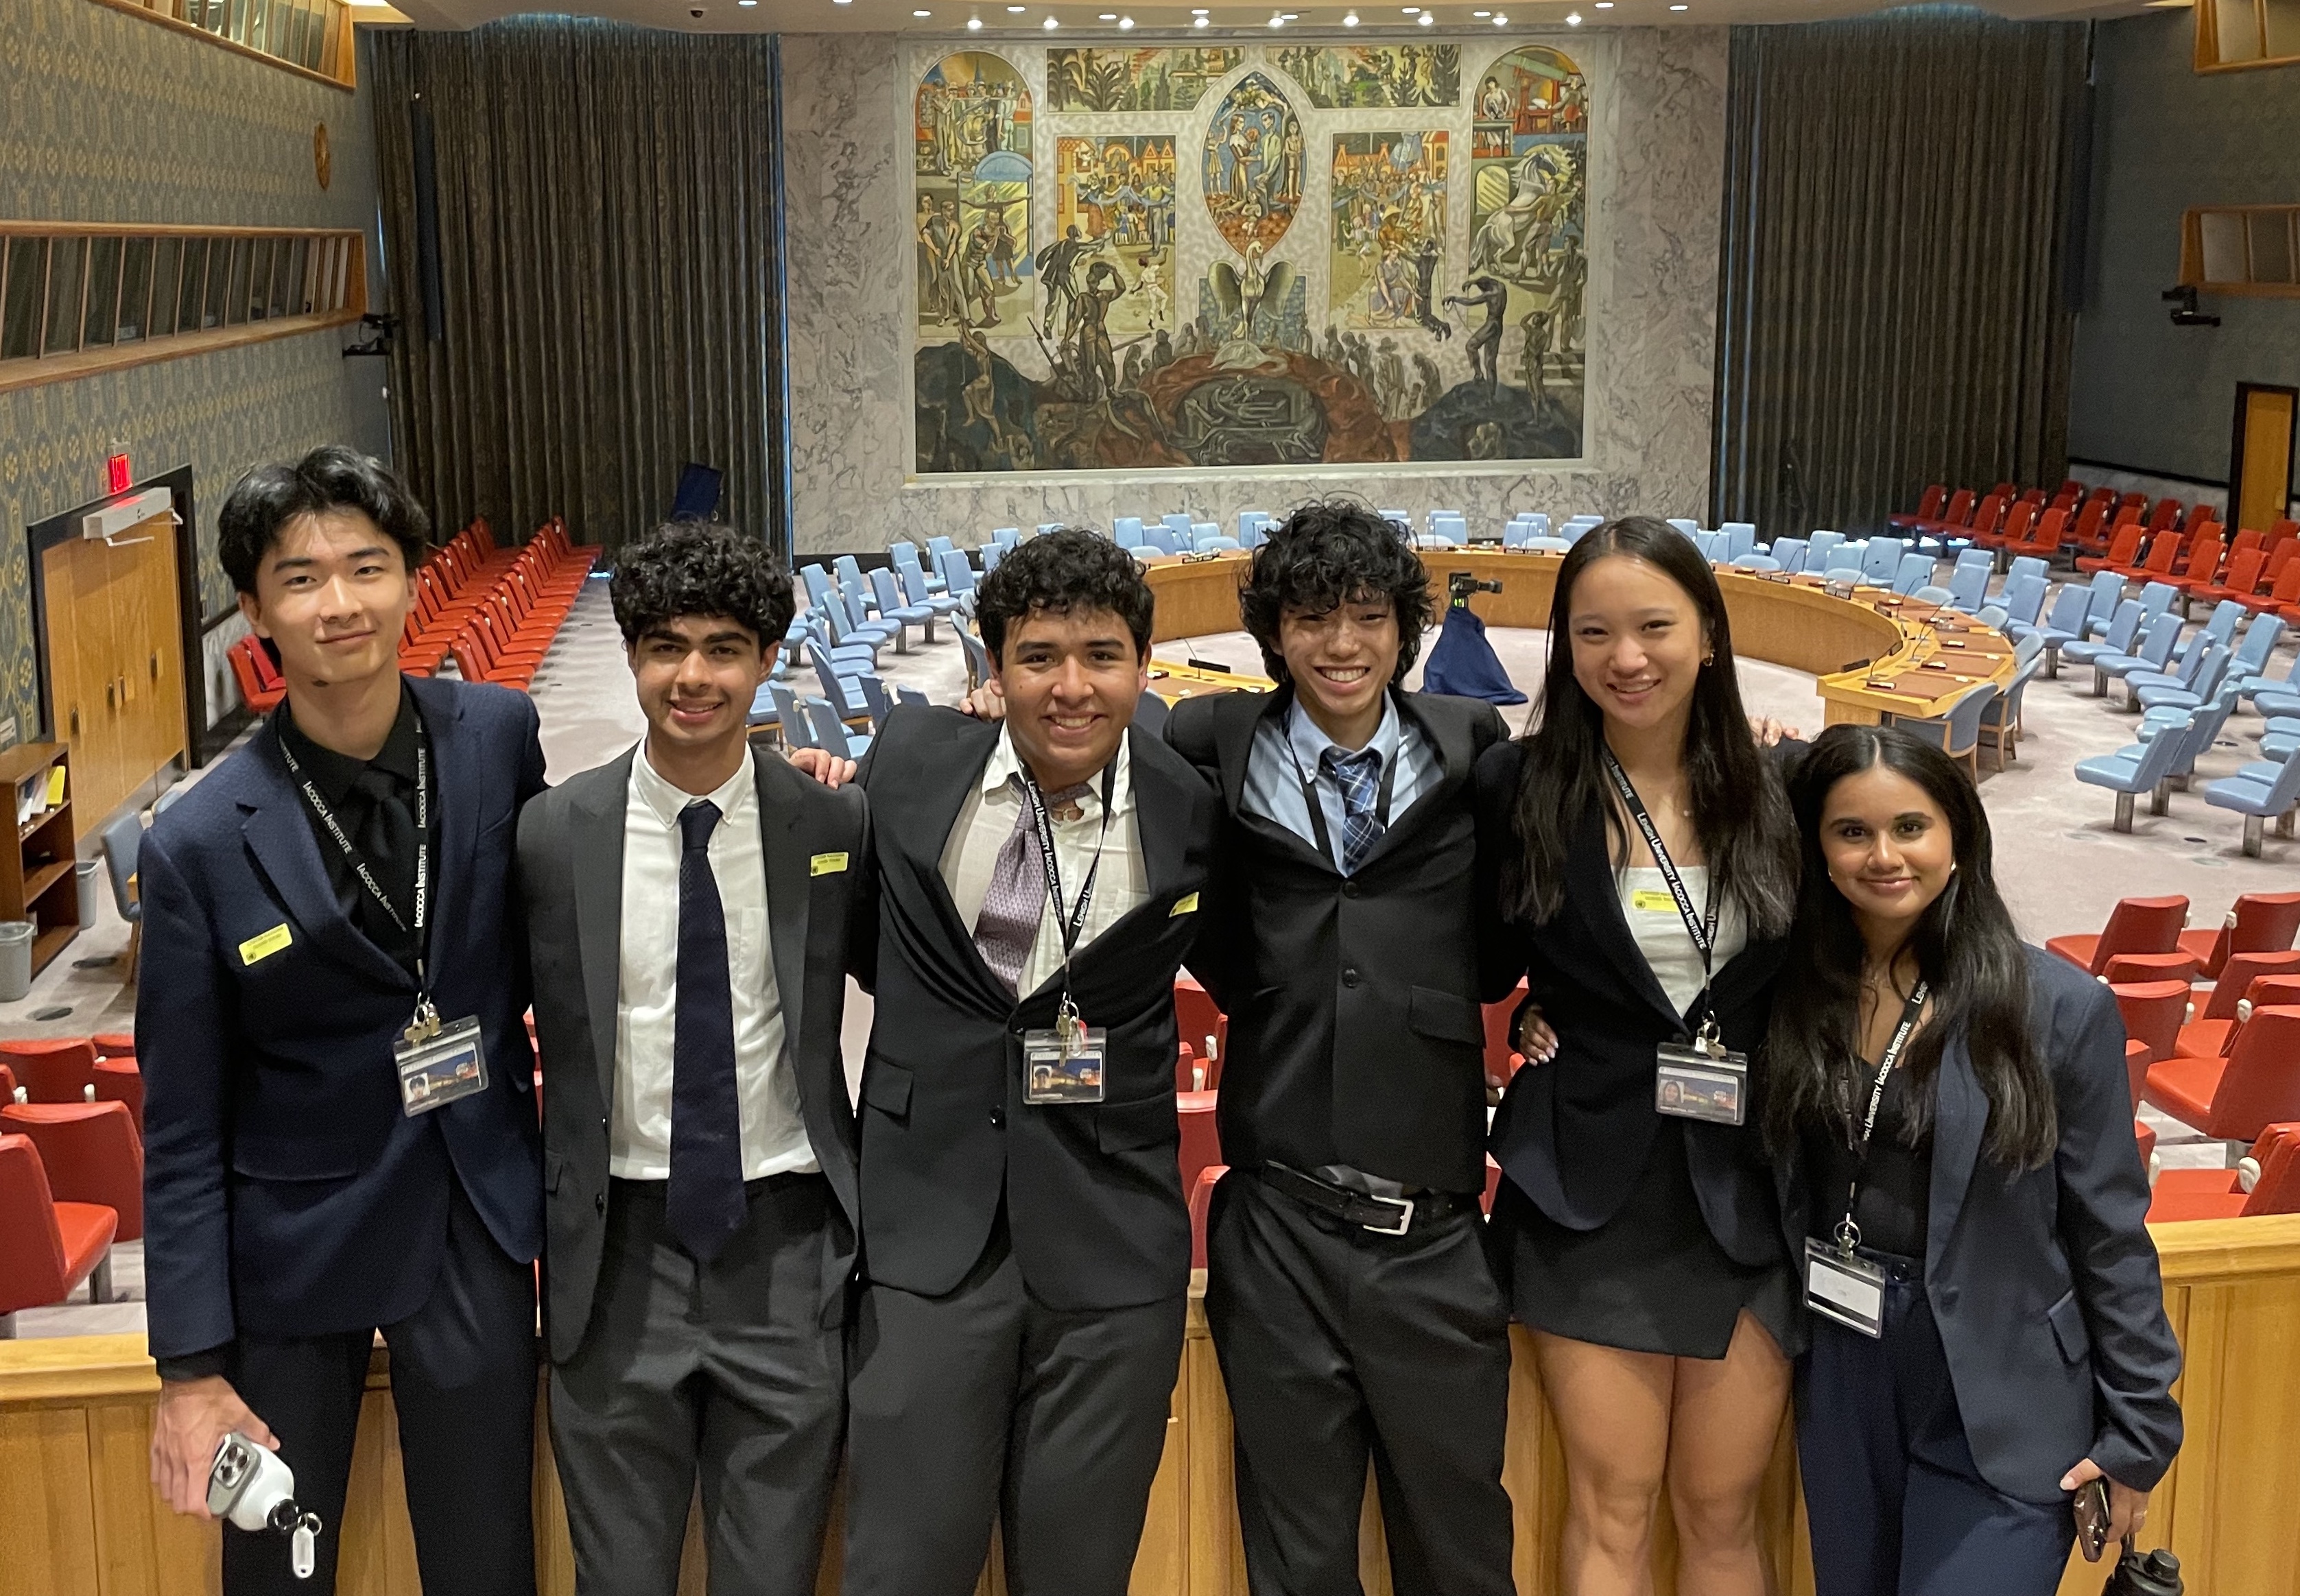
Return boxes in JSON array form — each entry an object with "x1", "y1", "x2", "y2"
[{"x1": 1493, "y1": 1119, "x2": 1799, "y2": 1361}]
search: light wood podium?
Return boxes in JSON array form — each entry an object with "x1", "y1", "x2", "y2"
[
  {"x1": 4, "y1": 1215, "x2": 2295, "y2": 1596},
  {"x1": 1141, "y1": 550, "x2": 2017, "y2": 728}
]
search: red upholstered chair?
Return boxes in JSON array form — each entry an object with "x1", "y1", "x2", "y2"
[
  {"x1": 0, "y1": 1038, "x2": 97, "y2": 1104},
  {"x1": 2076, "y1": 523, "x2": 2144, "y2": 575},
  {"x1": 2109, "y1": 980, "x2": 2190, "y2": 1071},
  {"x1": 2177, "y1": 974, "x2": 2300, "y2": 1060},
  {"x1": 2148, "y1": 1125, "x2": 2300, "y2": 1222},
  {"x1": 1174, "y1": 977, "x2": 1225, "y2": 1088},
  {"x1": 2143, "y1": 1007, "x2": 2300, "y2": 1143},
  {"x1": 1484, "y1": 980, "x2": 1529, "y2": 1093},
  {"x1": 2179, "y1": 892, "x2": 2300, "y2": 979},
  {"x1": 2125, "y1": 1040, "x2": 2153, "y2": 1112},
  {"x1": 0, "y1": 1133, "x2": 118, "y2": 1329},
  {"x1": 1482, "y1": 1154, "x2": 1503, "y2": 1216},
  {"x1": 2047, "y1": 896, "x2": 2190, "y2": 977},
  {"x1": 1189, "y1": 1163, "x2": 1227, "y2": 1270},
  {"x1": 93, "y1": 1058, "x2": 143, "y2": 1134},
  {"x1": 91, "y1": 1033, "x2": 135, "y2": 1061},
  {"x1": 0, "y1": 1101, "x2": 143, "y2": 1242},
  {"x1": 2102, "y1": 952, "x2": 2203, "y2": 985},
  {"x1": 1174, "y1": 1045, "x2": 1202, "y2": 1096},
  {"x1": 1177, "y1": 1091, "x2": 1222, "y2": 1206}
]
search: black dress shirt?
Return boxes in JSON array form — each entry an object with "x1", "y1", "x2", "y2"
[
  {"x1": 276, "y1": 689, "x2": 427, "y2": 980},
  {"x1": 1803, "y1": 1061, "x2": 1934, "y2": 1261}
]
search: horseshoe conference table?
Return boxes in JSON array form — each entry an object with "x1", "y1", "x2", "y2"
[{"x1": 1143, "y1": 549, "x2": 2017, "y2": 726}]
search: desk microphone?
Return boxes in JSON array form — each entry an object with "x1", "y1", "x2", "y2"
[{"x1": 1865, "y1": 599, "x2": 1954, "y2": 690}]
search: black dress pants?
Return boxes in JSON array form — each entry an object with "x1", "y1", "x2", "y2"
[
  {"x1": 842, "y1": 1217, "x2": 1186, "y2": 1596},
  {"x1": 223, "y1": 1173, "x2": 538, "y2": 1596},
  {"x1": 1205, "y1": 1167, "x2": 1515, "y2": 1596}
]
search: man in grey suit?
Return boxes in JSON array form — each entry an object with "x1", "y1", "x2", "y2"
[{"x1": 517, "y1": 522, "x2": 868, "y2": 1595}]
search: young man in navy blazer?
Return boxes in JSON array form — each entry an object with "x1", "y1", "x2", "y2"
[{"x1": 139, "y1": 448, "x2": 544, "y2": 1596}]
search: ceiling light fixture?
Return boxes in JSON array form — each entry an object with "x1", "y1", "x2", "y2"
[
  {"x1": 968, "y1": 12, "x2": 983, "y2": 23},
  {"x1": 1565, "y1": 9, "x2": 1580, "y2": 20},
  {"x1": 1473, "y1": 8, "x2": 1488, "y2": 14},
  {"x1": 1194, "y1": 11, "x2": 1210, "y2": 21},
  {"x1": 1100, "y1": 10, "x2": 1115, "y2": 16},
  {"x1": 1118, "y1": 11, "x2": 1134, "y2": 23},
  {"x1": 1416, "y1": 9, "x2": 1433, "y2": 19},
  {"x1": 914, "y1": 8, "x2": 932, "y2": 14},
  {"x1": 1043, "y1": 12, "x2": 1059, "y2": 24},
  {"x1": 1342, "y1": 8, "x2": 1358, "y2": 19},
  {"x1": 1491, "y1": 10, "x2": 1506, "y2": 19},
  {"x1": 1269, "y1": 12, "x2": 1285, "y2": 23}
]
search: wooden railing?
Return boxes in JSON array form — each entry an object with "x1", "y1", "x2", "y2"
[
  {"x1": 4, "y1": 1215, "x2": 2294, "y2": 1595},
  {"x1": 84, "y1": 0, "x2": 358, "y2": 90}
]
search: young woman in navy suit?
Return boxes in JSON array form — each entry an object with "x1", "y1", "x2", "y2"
[
  {"x1": 1475, "y1": 517, "x2": 1802, "y2": 1596},
  {"x1": 1768, "y1": 725, "x2": 2180, "y2": 1594}
]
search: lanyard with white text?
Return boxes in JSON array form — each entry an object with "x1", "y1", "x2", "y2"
[
  {"x1": 1021, "y1": 759, "x2": 1118, "y2": 1036},
  {"x1": 1601, "y1": 747, "x2": 1720, "y2": 1030},
  {"x1": 275, "y1": 714, "x2": 435, "y2": 1015},
  {"x1": 1280, "y1": 704, "x2": 1399, "y2": 870},
  {"x1": 1834, "y1": 980, "x2": 1930, "y2": 1257}
]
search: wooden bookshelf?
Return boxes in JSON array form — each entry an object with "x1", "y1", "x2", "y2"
[
  {"x1": 2181, "y1": 204, "x2": 2300, "y2": 298},
  {"x1": 2195, "y1": 0, "x2": 2300, "y2": 71},
  {"x1": 0, "y1": 743, "x2": 81, "y2": 977}
]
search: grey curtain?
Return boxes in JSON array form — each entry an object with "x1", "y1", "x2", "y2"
[
  {"x1": 1712, "y1": 12, "x2": 2088, "y2": 538},
  {"x1": 371, "y1": 20, "x2": 783, "y2": 557}
]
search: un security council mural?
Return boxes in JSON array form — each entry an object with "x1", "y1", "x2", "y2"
[{"x1": 912, "y1": 40, "x2": 1590, "y2": 475}]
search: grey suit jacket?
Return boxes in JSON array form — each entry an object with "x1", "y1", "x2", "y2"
[{"x1": 517, "y1": 744, "x2": 871, "y2": 1364}]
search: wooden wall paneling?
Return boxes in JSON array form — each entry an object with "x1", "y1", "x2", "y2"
[
  {"x1": 1182, "y1": 1299, "x2": 1244, "y2": 1596},
  {"x1": 0, "y1": 1406, "x2": 102, "y2": 1596},
  {"x1": 84, "y1": 1398, "x2": 218, "y2": 1596},
  {"x1": 1131, "y1": 1370, "x2": 1189, "y2": 1596}
]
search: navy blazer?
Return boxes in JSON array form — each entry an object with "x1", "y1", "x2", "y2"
[
  {"x1": 1782, "y1": 947, "x2": 2183, "y2": 1500},
  {"x1": 139, "y1": 677, "x2": 547, "y2": 1361},
  {"x1": 1474, "y1": 739, "x2": 1791, "y2": 1272}
]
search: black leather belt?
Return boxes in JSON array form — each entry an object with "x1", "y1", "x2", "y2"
[{"x1": 1261, "y1": 1162, "x2": 1476, "y2": 1235}]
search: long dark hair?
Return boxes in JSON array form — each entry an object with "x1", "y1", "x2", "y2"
[
  {"x1": 1764, "y1": 724, "x2": 2056, "y2": 1170},
  {"x1": 1502, "y1": 517, "x2": 1797, "y2": 936}
]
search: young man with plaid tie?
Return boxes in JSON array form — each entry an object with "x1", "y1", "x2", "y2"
[
  {"x1": 841, "y1": 529, "x2": 1218, "y2": 1596},
  {"x1": 1163, "y1": 501, "x2": 1519, "y2": 1596}
]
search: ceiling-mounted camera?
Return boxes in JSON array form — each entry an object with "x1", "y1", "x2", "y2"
[{"x1": 2161, "y1": 285, "x2": 2220, "y2": 329}]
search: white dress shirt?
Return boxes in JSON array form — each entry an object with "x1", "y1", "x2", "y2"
[
  {"x1": 940, "y1": 728, "x2": 1149, "y2": 1001},
  {"x1": 612, "y1": 745, "x2": 818, "y2": 1181},
  {"x1": 1240, "y1": 693, "x2": 1438, "y2": 870}
]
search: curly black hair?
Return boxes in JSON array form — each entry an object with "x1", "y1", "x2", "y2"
[
  {"x1": 974, "y1": 527, "x2": 1154, "y2": 664},
  {"x1": 1238, "y1": 499, "x2": 1433, "y2": 687},
  {"x1": 218, "y1": 445, "x2": 429, "y2": 595},
  {"x1": 610, "y1": 520, "x2": 795, "y2": 650}
]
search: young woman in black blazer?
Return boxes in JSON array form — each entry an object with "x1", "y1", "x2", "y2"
[
  {"x1": 1475, "y1": 517, "x2": 1801, "y2": 1596},
  {"x1": 1767, "y1": 725, "x2": 2180, "y2": 1595}
]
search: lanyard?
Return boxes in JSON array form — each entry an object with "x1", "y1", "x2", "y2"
[
  {"x1": 1600, "y1": 748, "x2": 1720, "y2": 1025},
  {"x1": 1834, "y1": 979, "x2": 1930, "y2": 1256},
  {"x1": 274, "y1": 712, "x2": 431, "y2": 995},
  {"x1": 1280, "y1": 704, "x2": 1399, "y2": 871},
  {"x1": 1020, "y1": 759, "x2": 1119, "y2": 1012}
]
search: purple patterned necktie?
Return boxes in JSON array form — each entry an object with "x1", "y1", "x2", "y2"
[{"x1": 972, "y1": 774, "x2": 1091, "y2": 994}]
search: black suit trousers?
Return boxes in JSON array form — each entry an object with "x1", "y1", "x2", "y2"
[
  {"x1": 843, "y1": 1219, "x2": 1186, "y2": 1596},
  {"x1": 222, "y1": 1171, "x2": 537, "y2": 1596},
  {"x1": 1205, "y1": 1169, "x2": 1515, "y2": 1596}
]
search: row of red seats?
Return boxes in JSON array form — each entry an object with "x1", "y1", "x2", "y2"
[
  {"x1": 442, "y1": 521, "x2": 598, "y2": 692},
  {"x1": 2046, "y1": 891, "x2": 2300, "y2": 983},
  {"x1": 0, "y1": 1036, "x2": 142, "y2": 1331},
  {"x1": 2150, "y1": 1122, "x2": 2300, "y2": 1222}
]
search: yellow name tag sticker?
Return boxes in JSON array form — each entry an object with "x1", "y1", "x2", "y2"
[
  {"x1": 1631, "y1": 889, "x2": 1679, "y2": 914},
  {"x1": 238, "y1": 924, "x2": 293, "y2": 965},
  {"x1": 809, "y1": 851, "x2": 850, "y2": 877},
  {"x1": 1170, "y1": 892, "x2": 1200, "y2": 917}
]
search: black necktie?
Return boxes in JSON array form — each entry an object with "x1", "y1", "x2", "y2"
[{"x1": 667, "y1": 800, "x2": 744, "y2": 1263}]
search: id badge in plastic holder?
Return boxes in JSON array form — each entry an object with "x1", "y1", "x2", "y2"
[
  {"x1": 1655, "y1": 1038, "x2": 1747, "y2": 1125},
  {"x1": 1803, "y1": 1237, "x2": 1886, "y2": 1337},
  {"x1": 1023, "y1": 1027, "x2": 1107, "y2": 1104},
  {"x1": 394, "y1": 1014, "x2": 489, "y2": 1117}
]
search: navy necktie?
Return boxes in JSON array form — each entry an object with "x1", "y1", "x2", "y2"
[
  {"x1": 1322, "y1": 746, "x2": 1386, "y2": 874},
  {"x1": 667, "y1": 799, "x2": 745, "y2": 1263}
]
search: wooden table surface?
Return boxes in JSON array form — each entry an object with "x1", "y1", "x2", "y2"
[{"x1": 1143, "y1": 548, "x2": 2015, "y2": 726}]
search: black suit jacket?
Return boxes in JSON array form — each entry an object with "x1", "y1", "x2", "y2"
[
  {"x1": 851, "y1": 705, "x2": 1216, "y2": 1313},
  {"x1": 139, "y1": 677, "x2": 546, "y2": 1360},
  {"x1": 1473, "y1": 738, "x2": 1790, "y2": 1270},
  {"x1": 1783, "y1": 948, "x2": 2183, "y2": 1499},
  {"x1": 517, "y1": 746, "x2": 870, "y2": 1363},
  {"x1": 1166, "y1": 686, "x2": 1510, "y2": 1193}
]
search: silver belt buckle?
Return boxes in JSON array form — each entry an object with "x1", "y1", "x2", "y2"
[{"x1": 1361, "y1": 1193, "x2": 1414, "y2": 1235}]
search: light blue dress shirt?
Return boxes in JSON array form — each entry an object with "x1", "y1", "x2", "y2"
[{"x1": 1241, "y1": 691, "x2": 1438, "y2": 874}]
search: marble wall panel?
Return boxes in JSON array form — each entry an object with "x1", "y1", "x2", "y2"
[{"x1": 783, "y1": 26, "x2": 1727, "y2": 554}]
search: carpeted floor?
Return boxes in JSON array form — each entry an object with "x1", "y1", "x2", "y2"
[{"x1": 8, "y1": 567, "x2": 2291, "y2": 1335}]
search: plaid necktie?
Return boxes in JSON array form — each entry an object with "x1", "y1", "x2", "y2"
[
  {"x1": 972, "y1": 774, "x2": 1091, "y2": 994},
  {"x1": 1321, "y1": 746, "x2": 1385, "y2": 874}
]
